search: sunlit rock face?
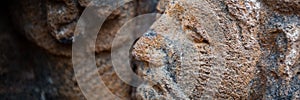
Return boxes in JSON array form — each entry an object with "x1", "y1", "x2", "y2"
[{"x1": 132, "y1": 0, "x2": 300, "y2": 99}]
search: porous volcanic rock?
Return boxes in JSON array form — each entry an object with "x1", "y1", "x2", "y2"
[
  {"x1": 7, "y1": 0, "x2": 300, "y2": 99},
  {"x1": 132, "y1": 0, "x2": 300, "y2": 99}
]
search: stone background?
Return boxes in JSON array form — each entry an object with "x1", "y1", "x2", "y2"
[{"x1": 0, "y1": 0, "x2": 300, "y2": 99}]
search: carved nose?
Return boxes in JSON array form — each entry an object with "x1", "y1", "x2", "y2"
[{"x1": 132, "y1": 30, "x2": 167, "y2": 67}]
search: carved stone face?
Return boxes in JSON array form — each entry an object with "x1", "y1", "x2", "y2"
[{"x1": 132, "y1": 0, "x2": 262, "y2": 99}]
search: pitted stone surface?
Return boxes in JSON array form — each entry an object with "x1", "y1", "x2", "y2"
[
  {"x1": 132, "y1": 0, "x2": 300, "y2": 99},
  {"x1": 10, "y1": 0, "x2": 158, "y2": 99},
  {"x1": 7, "y1": 0, "x2": 300, "y2": 99}
]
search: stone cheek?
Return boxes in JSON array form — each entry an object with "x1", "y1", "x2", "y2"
[{"x1": 132, "y1": 0, "x2": 262, "y2": 99}]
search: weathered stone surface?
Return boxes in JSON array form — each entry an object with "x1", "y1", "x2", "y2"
[
  {"x1": 251, "y1": 1, "x2": 300, "y2": 99},
  {"x1": 156, "y1": 0, "x2": 169, "y2": 14},
  {"x1": 10, "y1": 0, "x2": 157, "y2": 99},
  {"x1": 13, "y1": 0, "x2": 137, "y2": 56},
  {"x1": 132, "y1": 0, "x2": 261, "y2": 99},
  {"x1": 132, "y1": 0, "x2": 300, "y2": 99},
  {"x1": 4, "y1": 0, "x2": 300, "y2": 99},
  {"x1": 262, "y1": 0, "x2": 300, "y2": 14}
]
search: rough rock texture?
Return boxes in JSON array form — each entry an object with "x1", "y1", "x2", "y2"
[
  {"x1": 13, "y1": 0, "x2": 138, "y2": 56},
  {"x1": 252, "y1": 0, "x2": 300, "y2": 99},
  {"x1": 132, "y1": 0, "x2": 261, "y2": 99},
  {"x1": 3, "y1": 0, "x2": 300, "y2": 99},
  {"x1": 132, "y1": 0, "x2": 300, "y2": 99},
  {"x1": 9, "y1": 0, "x2": 158, "y2": 99}
]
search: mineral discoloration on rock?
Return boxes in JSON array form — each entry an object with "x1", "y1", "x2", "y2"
[
  {"x1": 8, "y1": 0, "x2": 300, "y2": 99},
  {"x1": 133, "y1": 0, "x2": 300, "y2": 99},
  {"x1": 262, "y1": 0, "x2": 300, "y2": 14},
  {"x1": 132, "y1": 0, "x2": 262, "y2": 99},
  {"x1": 252, "y1": 2, "x2": 300, "y2": 98}
]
